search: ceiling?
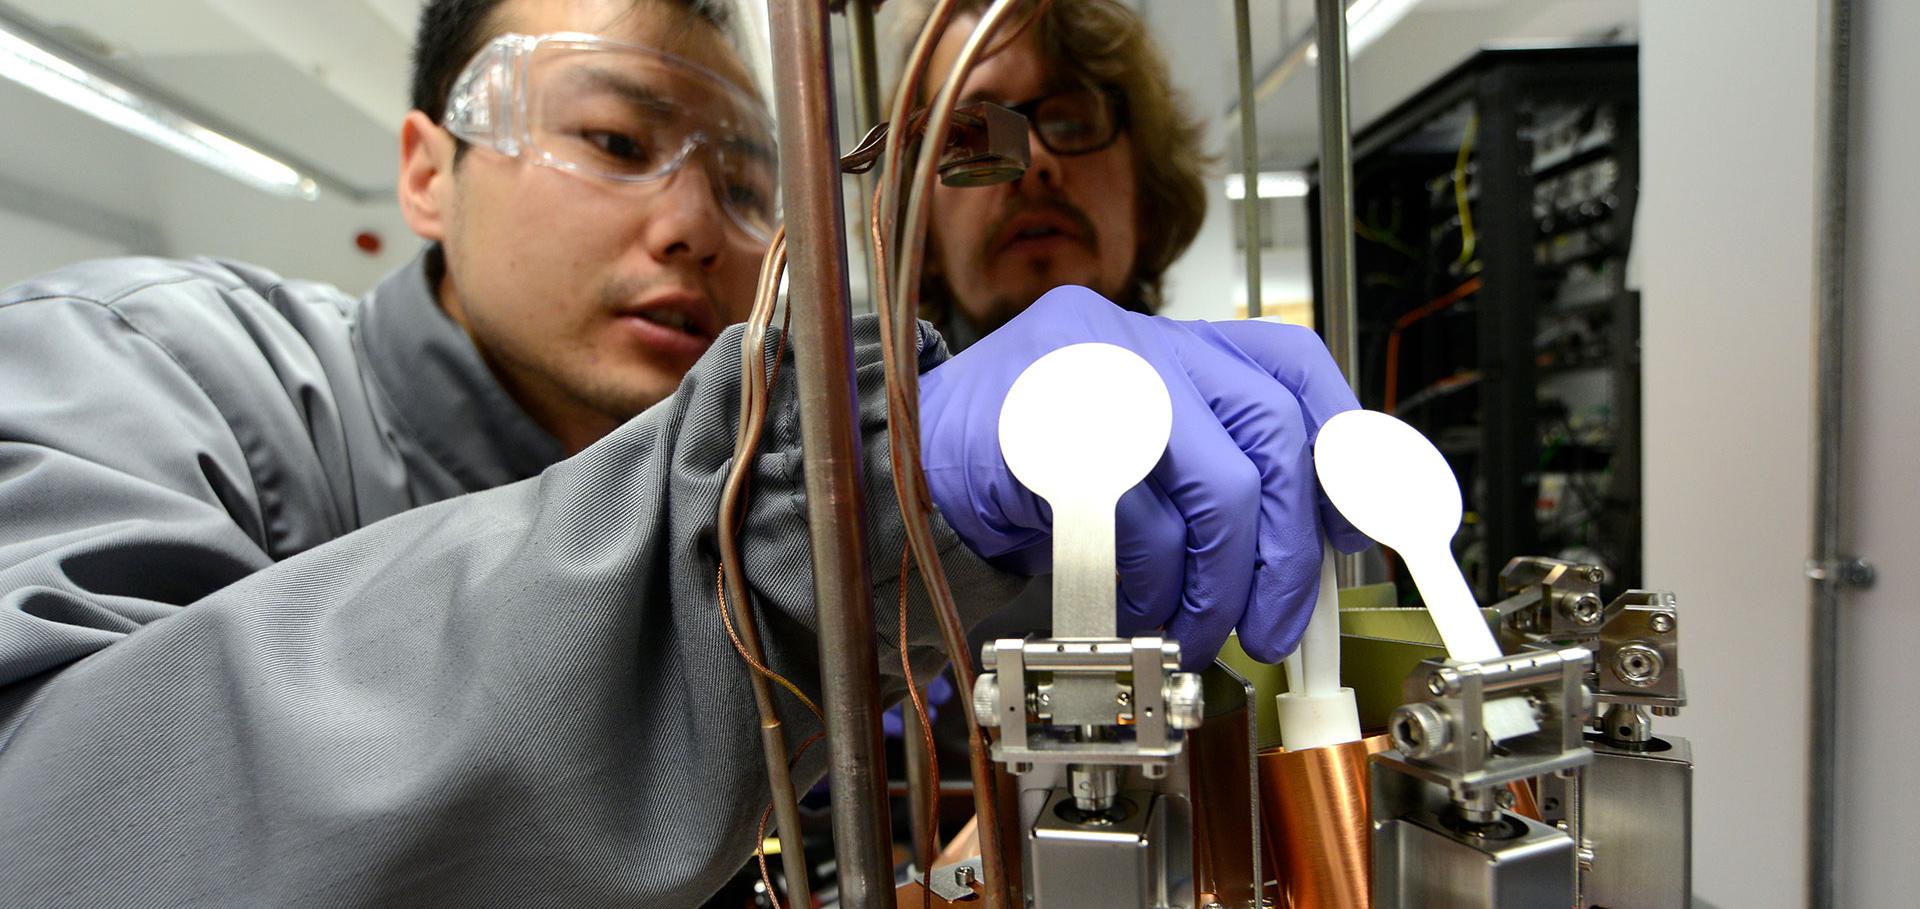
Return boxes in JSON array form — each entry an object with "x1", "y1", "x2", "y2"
[{"x1": 0, "y1": 0, "x2": 1636, "y2": 262}]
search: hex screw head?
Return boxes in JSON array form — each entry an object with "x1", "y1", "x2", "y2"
[
  {"x1": 1391, "y1": 703, "x2": 1451, "y2": 759},
  {"x1": 1614, "y1": 644, "x2": 1663, "y2": 686},
  {"x1": 1650, "y1": 613, "x2": 1675, "y2": 634},
  {"x1": 1570, "y1": 593, "x2": 1603, "y2": 625}
]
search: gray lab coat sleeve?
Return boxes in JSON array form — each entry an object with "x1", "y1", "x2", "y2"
[{"x1": 0, "y1": 297, "x2": 1024, "y2": 906}]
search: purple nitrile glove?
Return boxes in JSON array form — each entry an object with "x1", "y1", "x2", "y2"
[{"x1": 919, "y1": 286, "x2": 1372, "y2": 668}]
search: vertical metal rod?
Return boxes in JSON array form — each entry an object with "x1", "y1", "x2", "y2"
[
  {"x1": 846, "y1": 0, "x2": 884, "y2": 317},
  {"x1": 765, "y1": 3, "x2": 894, "y2": 905},
  {"x1": 1312, "y1": 0, "x2": 1363, "y2": 587},
  {"x1": 903, "y1": 699, "x2": 936, "y2": 872},
  {"x1": 1312, "y1": 0, "x2": 1358, "y2": 382},
  {"x1": 1233, "y1": 0, "x2": 1263, "y2": 318},
  {"x1": 1809, "y1": 0, "x2": 1854, "y2": 904}
]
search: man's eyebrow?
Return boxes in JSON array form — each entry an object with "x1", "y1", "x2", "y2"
[
  {"x1": 718, "y1": 133, "x2": 776, "y2": 165},
  {"x1": 566, "y1": 66, "x2": 679, "y2": 114}
]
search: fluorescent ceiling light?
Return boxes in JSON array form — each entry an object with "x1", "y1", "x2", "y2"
[
  {"x1": 0, "y1": 24, "x2": 319, "y2": 200},
  {"x1": 1226, "y1": 171, "x2": 1309, "y2": 201},
  {"x1": 1307, "y1": 0, "x2": 1424, "y2": 63}
]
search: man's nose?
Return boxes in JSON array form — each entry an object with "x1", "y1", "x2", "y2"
[
  {"x1": 1021, "y1": 127, "x2": 1063, "y2": 189},
  {"x1": 642, "y1": 163, "x2": 728, "y2": 269}
]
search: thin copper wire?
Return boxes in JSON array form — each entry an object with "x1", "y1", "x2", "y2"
[
  {"x1": 871, "y1": 1, "x2": 1014, "y2": 904},
  {"x1": 716, "y1": 228, "x2": 827, "y2": 909},
  {"x1": 1257, "y1": 734, "x2": 1391, "y2": 909}
]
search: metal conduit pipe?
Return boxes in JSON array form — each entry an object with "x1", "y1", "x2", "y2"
[
  {"x1": 839, "y1": 3, "x2": 936, "y2": 872},
  {"x1": 1233, "y1": 0, "x2": 1263, "y2": 318},
  {"x1": 846, "y1": 0, "x2": 884, "y2": 317},
  {"x1": 1313, "y1": 0, "x2": 1363, "y2": 587},
  {"x1": 1312, "y1": 0, "x2": 1359, "y2": 391},
  {"x1": 1809, "y1": 0, "x2": 1872, "y2": 905},
  {"x1": 764, "y1": 3, "x2": 895, "y2": 906}
]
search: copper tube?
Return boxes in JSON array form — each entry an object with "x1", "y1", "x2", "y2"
[
  {"x1": 765, "y1": 3, "x2": 892, "y2": 904},
  {"x1": 1508, "y1": 779, "x2": 1542, "y2": 821},
  {"x1": 1257, "y1": 734, "x2": 1390, "y2": 909}
]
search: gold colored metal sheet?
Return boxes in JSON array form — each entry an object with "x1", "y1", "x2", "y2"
[{"x1": 1257, "y1": 734, "x2": 1392, "y2": 909}]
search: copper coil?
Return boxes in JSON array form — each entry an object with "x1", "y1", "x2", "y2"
[
  {"x1": 1257, "y1": 734, "x2": 1391, "y2": 909},
  {"x1": 1508, "y1": 778, "x2": 1542, "y2": 821}
]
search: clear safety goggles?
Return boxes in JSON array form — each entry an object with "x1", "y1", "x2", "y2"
[{"x1": 443, "y1": 32, "x2": 779, "y2": 243}]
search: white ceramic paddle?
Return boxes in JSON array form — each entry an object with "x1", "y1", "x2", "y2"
[
  {"x1": 998, "y1": 343, "x2": 1172, "y2": 639},
  {"x1": 1313, "y1": 410, "x2": 1538, "y2": 737},
  {"x1": 1312, "y1": 409, "x2": 1502, "y2": 661},
  {"x1": 1274, "y1": 544, "x2": 1362, "y2": 750}
]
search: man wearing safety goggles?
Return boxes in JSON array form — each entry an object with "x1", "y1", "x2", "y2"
[
  {"x1": 0, "y1": 0, "x2": 1364, "y2": 905},
  {"x1": 909, "y1": 0, "x2": 1212, "y2": 351},
  {"x1": 401, "y1": 7, "x2": 777, "y2": 452}
]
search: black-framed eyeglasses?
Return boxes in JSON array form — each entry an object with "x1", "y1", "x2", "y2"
[{"x1": 1002, "y1": 84, "x2": 1127, "y2": 156}]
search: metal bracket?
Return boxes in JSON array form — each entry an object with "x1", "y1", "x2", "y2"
[
  {"x1": 1806, "y1": 557, "x2": 1876, "y2": 589},
  {"x1": 926, "y1": 856, "x2": 984, "y2": 902}
]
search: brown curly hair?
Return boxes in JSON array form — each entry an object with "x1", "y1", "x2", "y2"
[{"x1": 907, "y1": 0, "x2": 1213, "y2": 319}]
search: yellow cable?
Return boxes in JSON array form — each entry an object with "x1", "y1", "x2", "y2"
[{"x1": 1454, "y1": 113, "x2": 1478, "y2": 271}]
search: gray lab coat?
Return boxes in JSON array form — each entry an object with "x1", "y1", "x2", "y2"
[{"x1": 0, "y1": 249, "x2": 1019, "y2": 906}]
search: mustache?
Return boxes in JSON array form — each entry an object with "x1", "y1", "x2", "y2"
[
  {"x1": 980, "y1": 194, "x2": 1099, "y2": 259},
  {"x1": 596, "y1": 277, "x2": 711, "y2": 314}
]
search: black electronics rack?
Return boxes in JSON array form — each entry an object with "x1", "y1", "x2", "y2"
[{"x1": 1309, "y1": 45, "x2": 1641, "y2": 602}]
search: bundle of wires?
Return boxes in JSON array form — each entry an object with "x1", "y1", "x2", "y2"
[{"x1": 715, "y1": 4, "x2": 1052, "y2": 908}]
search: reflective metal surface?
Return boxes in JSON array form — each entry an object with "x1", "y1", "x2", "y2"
[
  {"x1": 1373, "y1": 808, "x2": 1578, "y2": 909},
  {"x1": 1028, "y1": 789, "x2": 1188, "y2": 909},
  {"x1": 1313, "y1": 0, "x2": 1359, "y2": 387},
  {"x1": 1188, "y1": 665, "x2": 1262, "y2": 909},
  {"x1": 1810, "y1": 0, "x2": 1860, "y2": 900},
  {"x1": 1233, "y1": 0, "x2": 1262, "y2": 317},
  {"x1": 1583, "y1": 736, "x2": 1693, "y2": 909},
  {"x1": 1257, "y1": 734, "x2": 1390, "y2": 908}
]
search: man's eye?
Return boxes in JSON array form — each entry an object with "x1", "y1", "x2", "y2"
[
  {"x1": 583, "y1": 130, "x2": 653, "y2": 163},
  {"x1": 1047, "y1": 115, "x2": 1094, "y2": 136},
  {"x1": 724, "y1": 182, "x2": 770, "y2": 213}
]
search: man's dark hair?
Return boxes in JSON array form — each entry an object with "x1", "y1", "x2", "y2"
[{"x1": 410, "y1": 0, "x2": 735, "y2": 125}]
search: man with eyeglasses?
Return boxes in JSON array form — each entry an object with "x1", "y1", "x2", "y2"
[
  {"x1": 911, "y1": 0, "x2": 1210, "y2": 351},
  {"x1": 0, "y1": 0, "x2": 1365, "y2": 904}
]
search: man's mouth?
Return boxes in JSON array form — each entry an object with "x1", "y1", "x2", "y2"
[
  {"x1": 617, "y1": 290, "x2": 719, "y2": 344},
  {"x1": 630, "y1": 308, "x2": 701, "y2": 336},
  {"x1": 991, "y1": 205, "x2": 1095, "y2": 257}
]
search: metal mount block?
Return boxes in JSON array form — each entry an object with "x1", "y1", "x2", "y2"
[
  {"x1": 1386, "y1": 648, "x2": 1594, "y2": 801},
  {"x1": 1581, "y1": 734, "x2": 1693, "y2": 908},
  {"x1": 1373, "y1": 809, "x2": 1578, "y2": 909},
  {"x1": 974, "y1": 636, "x2": 1202, "y2": 771},
  {"x1": 1495, "y1": 556, "x2": 1609, "y2": 647},
  {"x1": 1595, "y1": 590, "x2": 1685, "y2": 706}
]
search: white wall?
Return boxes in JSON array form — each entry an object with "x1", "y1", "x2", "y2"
[
  {"x1": 1638, "y1": 2, "x2": 1816, "y2": 905},
  {"x1": 1162, "y1": 201, "x2": 1315, "y2": 325},
  {"x1": 1834, "y1": 0, "x2": 1920, "y2": 903},
  {"x1": 0, "y1": 208, "x2": 133, "y2": 287},
  {"x1": 149, "y1": 153, "x2": 415, "y2": 296}
]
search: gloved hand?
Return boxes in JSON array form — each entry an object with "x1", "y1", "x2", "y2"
[{"x1": 919, "y1": 286, "x2": 1371, "y2": 667}]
